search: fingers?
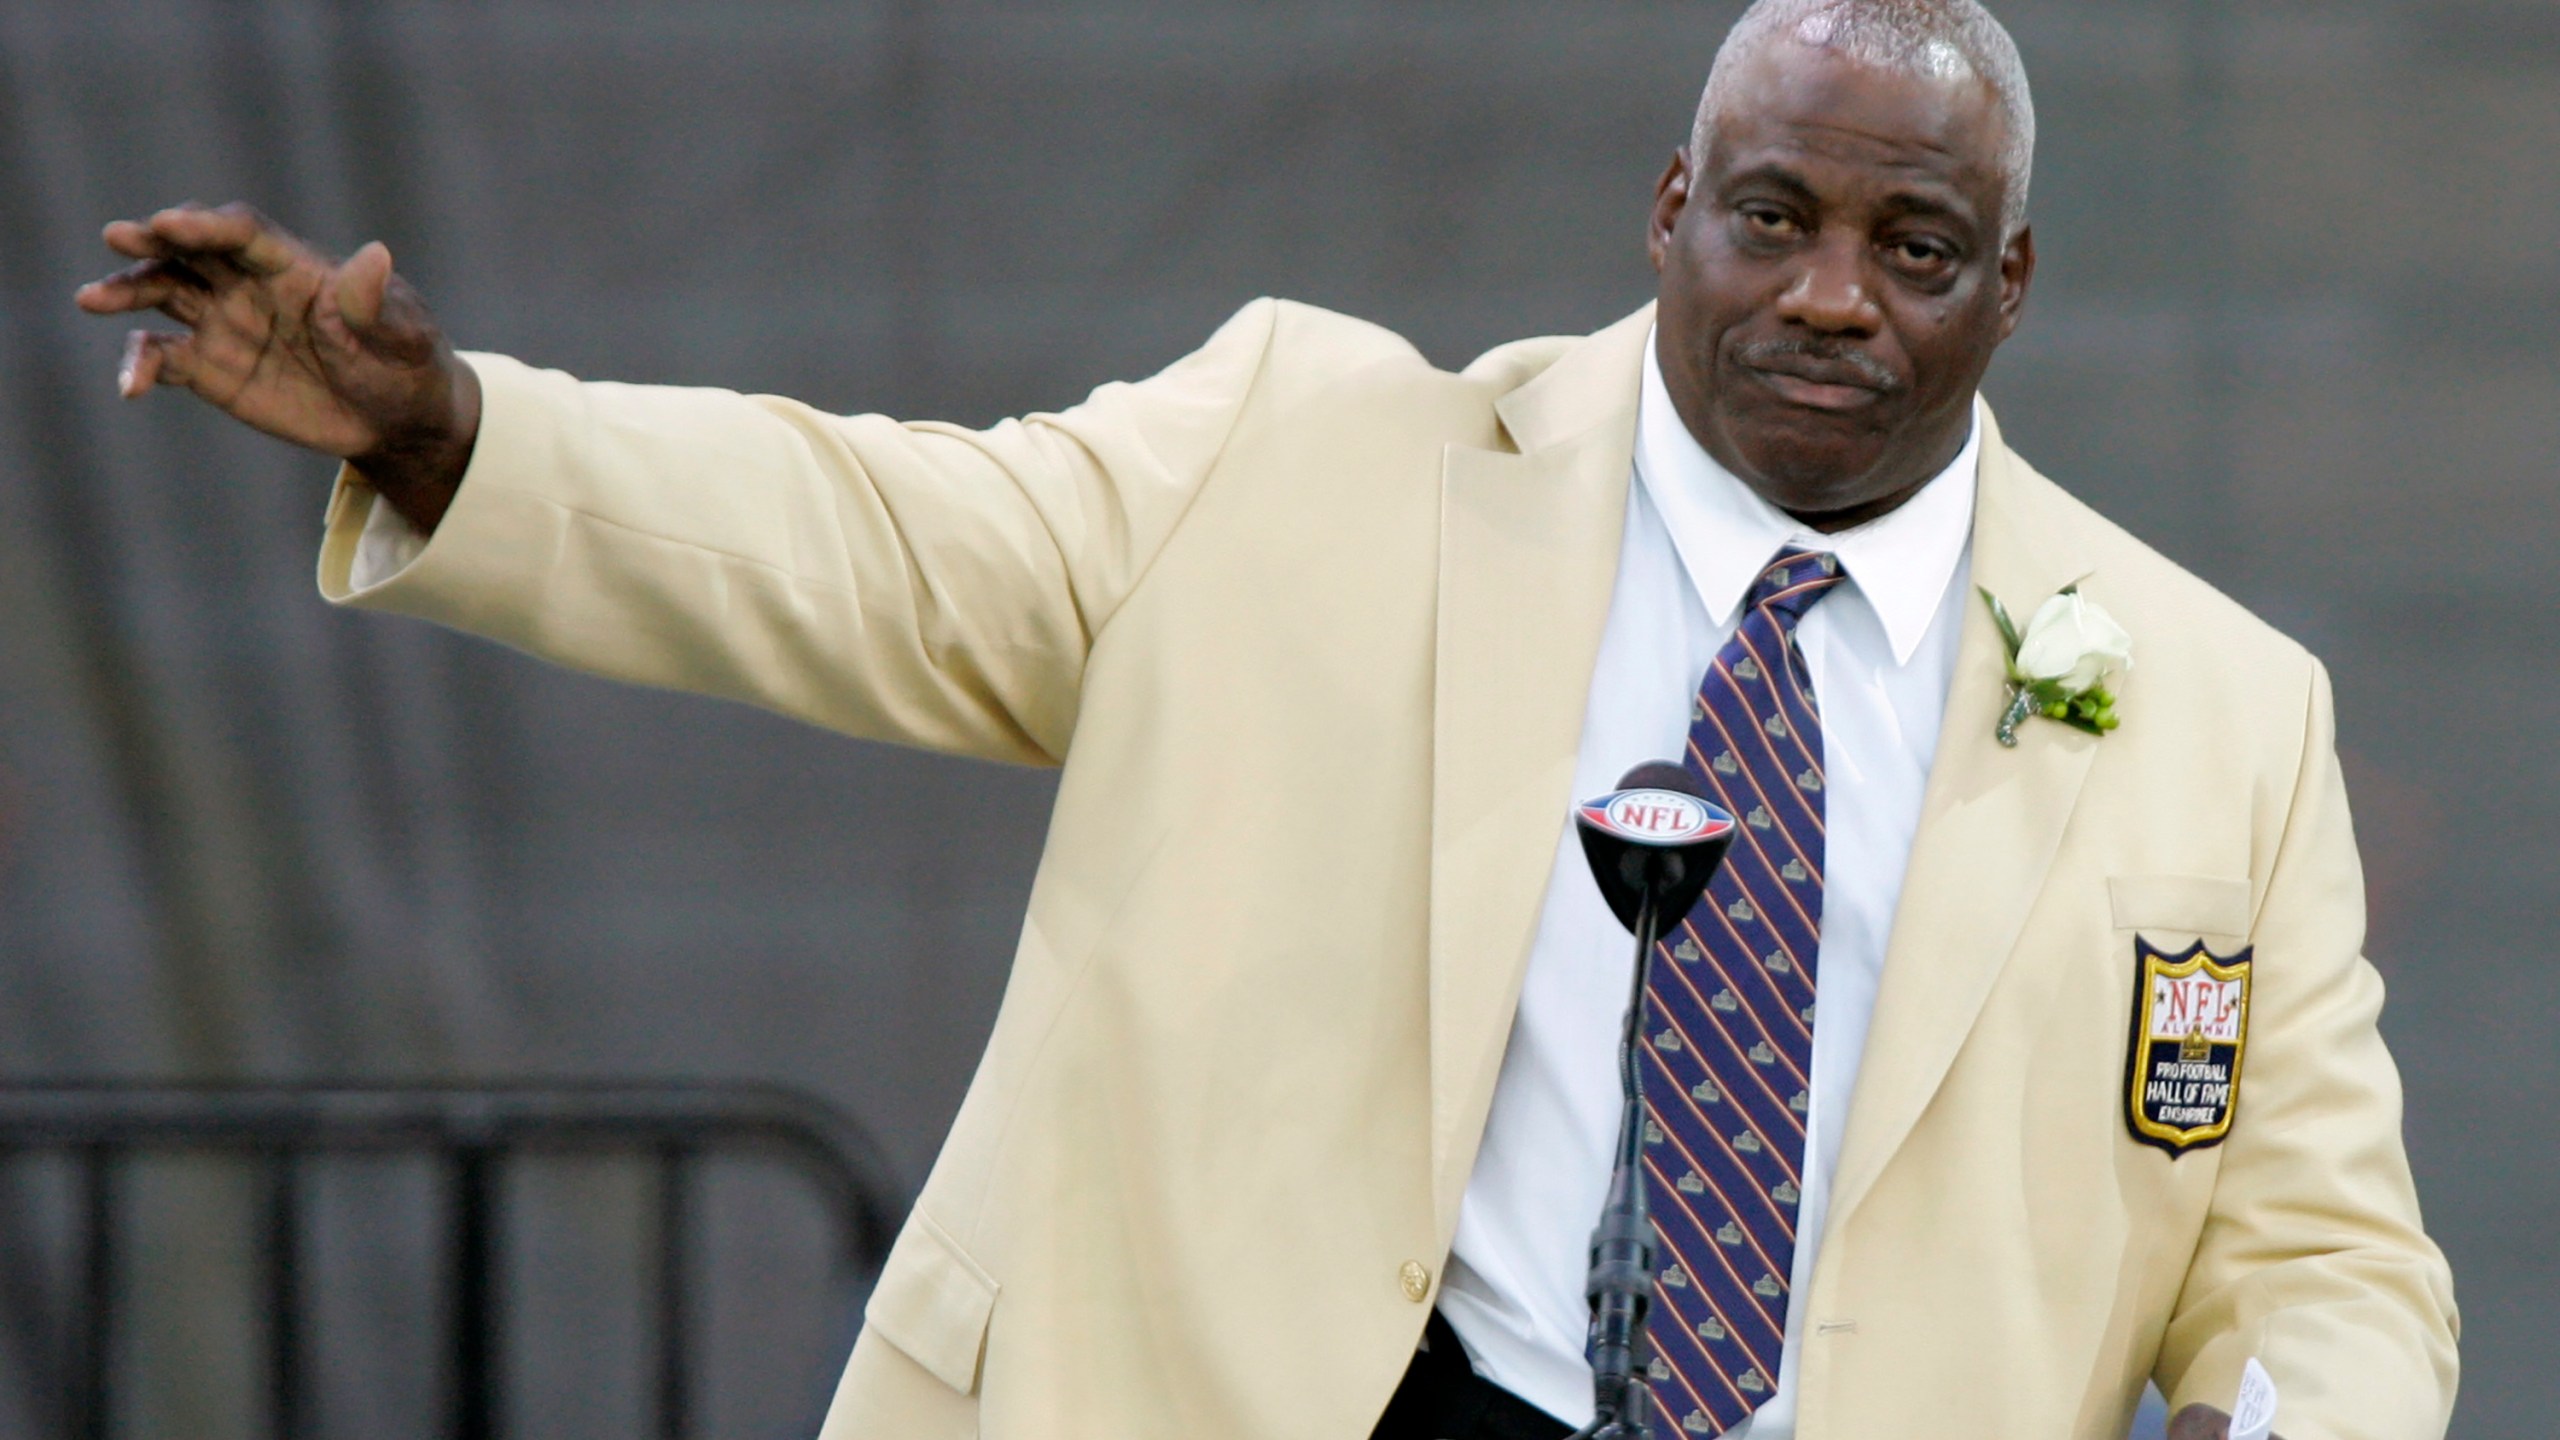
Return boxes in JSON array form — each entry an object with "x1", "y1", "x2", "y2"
[
  {"x1": 314, "y1": 240, "x2": 440, "y2": 367},
  {"x1": 100, "y1": 218, "x2": 176, "y2": 262},
  {"x1": 333, "y1": 241, "x2": 393, "y2": 330},
  {"x1": 143, "y1": 203, "x2": 286, "y2": 272},
  {"x1": 74, "y1": 258, "x2": 211, "y2": 323},
  {"x1": 98, "y1": 202, "x2": 307, "y2": 277},
  {"x1": 117, "y1": 329, "x2": 198, "y2": 400},
  {"x1": 2166, "y1": 1404, "x2": 2234, "y2": 1440}
]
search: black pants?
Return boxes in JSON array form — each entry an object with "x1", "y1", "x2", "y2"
[{"x1": 1370, "y1": 1310, "x2": 1574, "y2": 1440}]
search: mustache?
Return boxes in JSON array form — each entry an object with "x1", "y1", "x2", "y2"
[{"x1": 1732, "y1": 338, "x2": 1900, "y2": 393}]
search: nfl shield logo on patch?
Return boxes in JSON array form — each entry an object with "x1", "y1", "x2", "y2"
[{"x1": 2125, "y1": 938, "x2": 2252, "y2": 1155}]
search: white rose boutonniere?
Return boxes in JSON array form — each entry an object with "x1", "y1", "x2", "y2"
[{"x1": 1979, "y1": 582, "x2": 2132, "y2": 747}]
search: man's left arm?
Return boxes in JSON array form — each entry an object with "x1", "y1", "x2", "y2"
[{"x1": 2152, "y1": 658, "x2": 2459, "y2": 1439}]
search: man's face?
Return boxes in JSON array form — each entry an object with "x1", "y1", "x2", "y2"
[{"x1": 1650, "y1": 41, "x2": 2034, "y2": 529}]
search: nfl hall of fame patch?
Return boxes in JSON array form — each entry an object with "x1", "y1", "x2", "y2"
[{"x1": 2125, "y1": 938, "x2": 2253, "y2": 1154}]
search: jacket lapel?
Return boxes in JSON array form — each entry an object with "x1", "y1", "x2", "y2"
[
  {"x1": 1823, "y1": 406, "x2": 2101, "y2": 1233},
  {"x1": 1427, "y1": 306, "x2": 1652, "y2": 1223}
]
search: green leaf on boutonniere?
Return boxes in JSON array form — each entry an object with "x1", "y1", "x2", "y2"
[{"x1": 1980, "y1": 586, "x2": 2024, "y2": 664}]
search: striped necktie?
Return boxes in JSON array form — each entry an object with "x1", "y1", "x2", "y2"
[{"x1": 1637, "y1": 545, "x2": 1843, "y2": 1435}]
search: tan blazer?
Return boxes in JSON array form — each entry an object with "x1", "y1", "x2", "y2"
[{"x1": 321, "y1": 300, "x2": 2456, "y2": 1440}]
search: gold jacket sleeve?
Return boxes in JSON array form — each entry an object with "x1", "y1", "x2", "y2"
[
  {"x1": 2154, "y1": 659, "x2": 2460, "y2": 1438},
  {"x1": 317, "y1": 298, "x2": 1283, "y2": 765}
]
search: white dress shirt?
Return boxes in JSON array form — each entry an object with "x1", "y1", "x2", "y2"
[
  {"x1": 352, "y1": 484, "x2": 431, "y2": 584},
  {"x1": 348, "y1": 341, "x2": 1978, "y2": 1432},
  {"x1": 1436, "y1": 338, "x2": 1979, "y2": 1432}
]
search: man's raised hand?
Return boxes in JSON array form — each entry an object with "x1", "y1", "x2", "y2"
[{"x1": 74, "y1": 202, "x2": 478, "y2": 532}]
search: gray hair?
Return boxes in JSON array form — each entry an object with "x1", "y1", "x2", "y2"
[{"x1": 1691, "y1": 0, "x2": 2036, "y2": 237}]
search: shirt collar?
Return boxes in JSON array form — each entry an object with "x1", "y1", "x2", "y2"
[{"x1": 1633, "y1": 328, "x2": 1979, "y2": 667}]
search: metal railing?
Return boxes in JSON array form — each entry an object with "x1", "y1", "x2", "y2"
[{"x1": 0, "y1": 1083, "x2": 903, "y2": 1440}]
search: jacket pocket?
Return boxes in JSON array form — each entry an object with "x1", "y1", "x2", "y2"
[
  {"x1": 2106, "y1": 874, "x2": 2253, "y2": 941},
  {"x1": 864, "y1": 1210, "x2": 1000, "y2": 1394}
]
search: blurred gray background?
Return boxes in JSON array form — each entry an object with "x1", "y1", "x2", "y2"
[{"x1": 0, "y1": 1, "x2": 2551, "y2": 1435}]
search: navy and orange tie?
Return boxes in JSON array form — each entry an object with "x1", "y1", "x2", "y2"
[{"x1": 1637, "y1": 546, "x2": 1842, "y2": 1435}]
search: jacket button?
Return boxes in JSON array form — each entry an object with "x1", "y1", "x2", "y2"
[{"x1": 1399, "y1": 1260, "x2": 1432, "y2": 1303}]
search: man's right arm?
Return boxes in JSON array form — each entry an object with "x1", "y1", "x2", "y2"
[{"x1": 79, "y1": 203, "x2": 1282, "y2": 765}]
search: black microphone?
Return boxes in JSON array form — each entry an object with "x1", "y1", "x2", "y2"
[{"x1": 1567, "y1": 762, "x2": 1738, "y2": 1440}]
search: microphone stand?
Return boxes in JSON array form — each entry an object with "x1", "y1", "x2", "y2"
[
  {"x1": 1568, "y1": 765, "x2": 1730, "y2": 1440},
  {"x1": 1571, "y1": 888, "x2": 1664, "y2": 1440}
]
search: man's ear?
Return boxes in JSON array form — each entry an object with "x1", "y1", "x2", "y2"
[
  {"x1": 1995, "y1": 223, "x2": 2037, "y2": 340},
  {"x1": 1647, "y1": 150, "x2": 1695, "y2": 276}
]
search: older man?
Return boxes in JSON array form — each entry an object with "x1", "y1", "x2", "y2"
[{"x1": 79, "y1": 1, "x2": 2453, "y2": 1437}]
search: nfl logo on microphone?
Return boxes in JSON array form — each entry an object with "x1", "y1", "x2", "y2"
[{"x1": 1579, "y1": 790, "x2": 1734, "y2": 844}]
